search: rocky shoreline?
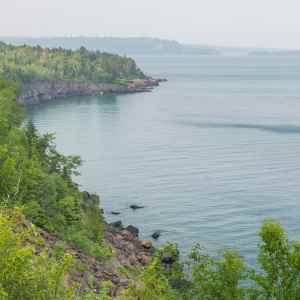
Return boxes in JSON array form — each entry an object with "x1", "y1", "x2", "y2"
[
  {"x1": 105, "y1": 220, "x2": 155, "y2": 269},
  {"x1": 37, "y1": 195, "x2": 155, "y2": 297},
  {"x1": 17, "y1": 78, "x2": 166, "y2": 104}
]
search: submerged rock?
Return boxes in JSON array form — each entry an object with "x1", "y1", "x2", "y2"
[
  {"x1": 111, "y1": 211, "x2": 121, "y2": 215},
  {"x1": 129, "y1": 204, "x2": 144, "y2": 210},
  {"x1": 151, "y1": 230, "x2": 161, "y2": 240}
]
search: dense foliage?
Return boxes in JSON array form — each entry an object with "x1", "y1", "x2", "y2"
[
  {"x1": 0, "y1": 208, "x2": 73, "y2": 300},
  {"x1": 0, "y1": 42, "x2": 145, "y2": 84},
  {"x1": 120, "y1": 219, "x2": 300, "y2": 300},
  {"x1": 0, "y1": 77, "x2": 109, "y2": 259}
]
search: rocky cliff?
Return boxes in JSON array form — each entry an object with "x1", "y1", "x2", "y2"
[{"x1": 17, "y1": 78, "x2": 165, "y2": 104}]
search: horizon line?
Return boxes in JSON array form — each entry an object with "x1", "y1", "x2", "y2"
[{"x1": 1, "y1": 35, "x2": 300, "y2": 52}]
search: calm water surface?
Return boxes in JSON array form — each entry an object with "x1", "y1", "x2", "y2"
[{"x1": 27, "y1": 54, "x2": 300, "y2": 264}]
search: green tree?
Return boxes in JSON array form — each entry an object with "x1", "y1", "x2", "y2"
[
  {"x1": 188, "y1": 245, "x2": 247, "y2": 300},
  {"x1": 0, "y1": 42, "x2": 145, "y2": 84},
  {"x1": 0, "y1": 78, "x2": 109, "y2": 260},
  {"x1": 251, "y1": 220, "x2": 300, "y2": 299}
]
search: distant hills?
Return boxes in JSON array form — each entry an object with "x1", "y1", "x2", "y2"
[
  {"x1": 0, "y1": 37, "x2": 220, "y2": 55},
  {"x1": 1, "y1": 37, "x2": 300, "y2": 57}
]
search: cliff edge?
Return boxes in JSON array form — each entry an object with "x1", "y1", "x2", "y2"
[{"x1": 17, "y1": 78, "x2": 166, "y2": 104}]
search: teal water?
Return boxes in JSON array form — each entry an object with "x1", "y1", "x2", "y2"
[{"x1": 27, "y1": 54, "x2": 300, "y2": 264}]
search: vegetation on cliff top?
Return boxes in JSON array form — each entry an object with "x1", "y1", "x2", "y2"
[{"x1": 0, "y1": 42, "x2": 145, "y2": 84}]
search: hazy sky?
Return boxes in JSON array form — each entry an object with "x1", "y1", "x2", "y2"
[{"x1": 2, "y1": 0, "x2": 300, "y2": 49}]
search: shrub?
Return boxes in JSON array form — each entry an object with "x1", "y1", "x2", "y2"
[{"x1": 0, "y1": 208, "x2": 74, "y2": 300}]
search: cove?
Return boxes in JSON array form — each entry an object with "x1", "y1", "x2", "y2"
[{"x1": 27, "y1": 53, "x2": 300, "y2": 264}]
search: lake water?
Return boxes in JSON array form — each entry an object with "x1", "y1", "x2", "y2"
[{"x1": 27, "y1": 54, "x2": 300, "y2": 264}]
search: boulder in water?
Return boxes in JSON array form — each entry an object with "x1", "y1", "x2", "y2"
[
  {"x1": 151, "y1": 231, "x2": 161, "y2": 240},
  {"x1": 111, "y1": 211, "x2": 121, "y2": 215}
]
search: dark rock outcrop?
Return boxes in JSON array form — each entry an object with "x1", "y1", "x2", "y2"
[
  {"x1": 110, "y1": 220, "x2": 123, "y2": 230},
  {"x1": 125, "y1": 225, "x2": 139, "y2": 237},
  {"x1": 151, "y1": 230, "x2": 161, "y2": 240},
  {"x1": 37, "y1": 218, "x2": 155, "y2": 297},
  {"x1": 105, "y1": 223, "x2": 155, "y2": 277},
  {"x1": 17, "y1": 78, "x2": 166, "y2": 104},
  {"x1": 111, "y1": 211, "x2": 121, "y2": 215}
]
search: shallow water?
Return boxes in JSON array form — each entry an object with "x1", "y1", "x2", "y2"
[{"x1": 27, "y1": 54, "x2": 300, "y2": 264}]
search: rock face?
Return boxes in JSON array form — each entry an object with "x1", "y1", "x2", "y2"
[
  {"x1": 38, "y1": 220, "x2": 155, "y2": 298},
  {"x1": 110, "y1": 220, "x2": 123, "y2": 230},
  {"x1": 17, "y1": 78, "x2": 166, "y2": 104},
  {"x1": 125, "y1": 225, "x2": 139, "y2": 237},
  {"x1": 105, "y1": 222, "x2": 155, "y2": 268}
]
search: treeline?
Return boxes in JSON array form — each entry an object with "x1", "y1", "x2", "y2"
[
  {"x1": 1, "y1": 77, "x2": 300, "y2": 299},
  {"x1": 0, "y1": 42, "x2": 145, "y2": 84}
]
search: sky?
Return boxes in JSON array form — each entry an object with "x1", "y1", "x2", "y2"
[{"x1": 2, "y1": 0, "x2": 300, "y2": 49}]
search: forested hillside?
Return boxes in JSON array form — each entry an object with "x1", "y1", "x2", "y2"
[
  {"x1": 0, "y1": 42, "x2": 145, "y2": 84},
  {"x1": 0, "y1": 77, "x2": 112, "y2": 298}
]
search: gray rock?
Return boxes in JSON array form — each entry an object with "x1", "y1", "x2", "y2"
[
  {"x1": 151, "y1": 230, "x2": 161, "y2": 240},
  {"x1": 125, "y1": 225, "x2": 139, "y2": 237},
  {"x1": 110, "y1": 221, "x2": 123, "y2": 230}
]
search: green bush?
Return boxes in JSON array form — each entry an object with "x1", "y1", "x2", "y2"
[
  {"x1": 250, "y1": 219, "x2": 300, "y2": 299},
  {"x1": 67, "y1": 231, "x2": 112, "y2": 259},
  {"x1": 0, "y1": 208, "x2": 74, "y2": 300},
  {"x1": 189, "y1": 246, "x2": 247, "y2": 300},
  {"x1": 120, "y1": 243, "x2": 184, "y2": 300}
]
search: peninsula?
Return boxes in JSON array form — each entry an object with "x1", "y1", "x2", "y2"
[{"x1": 0, "y1": 42, "x2": 165, "y2": 104}]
